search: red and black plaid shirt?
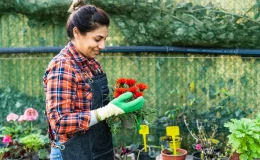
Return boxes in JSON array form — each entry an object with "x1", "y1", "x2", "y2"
[{"x1": 43, "y1": 42, "x2": 103, "y2": 143}]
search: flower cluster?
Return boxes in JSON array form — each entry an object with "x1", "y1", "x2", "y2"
[
  {"x1": 106, "y1": 78, "x2": 156, "y2": 134},
  {"x1": 184, "y1": 116, "x2": 222, "y2": 159},
  {"x1": 113, "y1": 78, "x2": 148, "y2": 99},
  {"x1": 1, "y1": 108, "x2": 39, "y2": 143},
  {"x1": 0, "y1": 108, "x2": 49, "y2": 159}
]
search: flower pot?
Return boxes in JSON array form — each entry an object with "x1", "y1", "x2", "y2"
[
  {"x1": 121, "y1": 117, "x2": 135, "y2": 129},
  {"x1": 6, "y1": 156, "x2": 23, "y2": 160},
  {"x1": 24, "y1": 152, "x2": 40, "y2": 160},
  {"x1": 134, "y1": 145, "x2": 156, "y2": 160},
  {"x1": 161, "y1": 148, "x2": 187, "y2": 160},
  {"x1": 192, "y1": 152, "x2": 202, "y2": 160},
  {"x1": 192, "y1": 151, "x2": 222, "y2": 160},
  {"x1": 135, "y1": 151, "x2": 156, "y2": 160},
  {"x1": 230, "y1": 152, "x2": 240, "y2": 160}
]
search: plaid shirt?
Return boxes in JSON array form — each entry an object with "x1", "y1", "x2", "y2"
[{"x1": 43, "y1": 42, "x2": 103, "y2": 143}]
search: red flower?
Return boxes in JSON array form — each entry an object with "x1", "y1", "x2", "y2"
[
  {"x1": 125, "y1": 78, "x2": 137, "y2": 87},
  {"x1": 2, "y1": 135, "x2": 12, "y2": 144},
  {"x1": 116, "y1": 78, "x2": 126, "y2": 85},
  {"x1": 136, "y1": 83, "x2": 148, "y2": 91},
  {"x1": 133, "y1": 92, "x2": 143, "y2": 98},
  {"x1": 128, "y1": 86, "x2": 138, "y2": 93},
  {"x1": 114, "y1": 92, "x2": 121, "y2": 98},
  {"x1": 115, "y1": 88, "x2": 127, "y2": 94},
  {"x1": 114, "y1": 88, "x2": 127, "y2": 98}
]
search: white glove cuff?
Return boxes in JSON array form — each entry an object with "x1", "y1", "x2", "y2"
[{"x1": 96, "y1": 103, "x2": 124, "y2": 120}]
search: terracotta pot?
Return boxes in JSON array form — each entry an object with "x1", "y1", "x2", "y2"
[
  {"x1": 231, "y1": 152, "x2": 240, "y2": 160},
  {"x1": 161, "y1": 148, "x2": 187, "y2": 160}
]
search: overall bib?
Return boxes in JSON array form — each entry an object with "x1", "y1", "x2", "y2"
[{"x1": 50, "y1": 73, "x2": 114, "y2": 160}]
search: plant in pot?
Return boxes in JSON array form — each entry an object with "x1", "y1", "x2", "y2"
[
  {"x1": 224, "y1": 115, "x2": 260, "y2": 160},
  {"x1": 113, "y1": 144, "x2": 160, "y2": 160},
  {"x1": 184, "y1": 116, "x2": 224, "y2": 160},
  {"x1": 20, "y1": 133, "x2": 49, "y2": 159},
  {"x1": 160, "y1": 139, "x2": 187, "y2": 160},
  {"x1": 106, "y1": 78, "x2": 157, "y2": 133},
  {"x1": 132, "y1": 144, "x2": 161, "y2": 160},
  {"x1": 0, "y1": 108, "x2": 50, "y2": 159},
  {"x1": 114, "y1": 145, "x2": 135, "y2": 160}
]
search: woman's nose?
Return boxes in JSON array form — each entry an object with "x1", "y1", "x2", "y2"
[{"x1": 98, "y1": 40, "x2": 105, "y2": 50}]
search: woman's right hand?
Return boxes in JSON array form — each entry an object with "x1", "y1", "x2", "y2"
[{"x1": 95, "y1": 92, "x2": 145, "y2": 121}]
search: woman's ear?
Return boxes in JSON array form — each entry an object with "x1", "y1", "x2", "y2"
[{"x1": 73, "y1": 27, "x2": 80, "y2": 39}]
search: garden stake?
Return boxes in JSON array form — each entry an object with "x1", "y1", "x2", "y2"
[
  {"x1": 166, "y1": 126, "x2": 180, "y2": 155},
  {"x1": 139, "y1": 125, "x2": 149, "y2": 152}
]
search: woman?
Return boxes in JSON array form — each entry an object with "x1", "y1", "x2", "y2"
[{"x1": 43, "y1": 1, "x2": 145, "y2": 159}]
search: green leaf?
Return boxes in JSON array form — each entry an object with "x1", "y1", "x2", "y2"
[
  {"x1": 227, "y1": 79, "x2": 234, "y2": 89},
  {"x1": 138, "y1": 23, "x2": 146, "y2": 34},
  {"x1": 239, "y1": 154, "x2": 248, "y2": 160},
  {"x1": 240, "y1": 76, "x2": 247, "y2": 86},
  {"x1": 175, "y1": 28, "x2": 186, "y2": 36},
  {"x1": 209, "y1": 85, "x2": 216, "y2": 99},
  {"x1": 251, "y1": 143, "x2": 258, "y2": 152},
  {"x1": 235, "y1": 109, "x2": 241, "y2": 117}
]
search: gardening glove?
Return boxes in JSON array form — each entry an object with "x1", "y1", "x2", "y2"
[{"x1": 95, "y1": 92, "x2": 145, "y2": 121}]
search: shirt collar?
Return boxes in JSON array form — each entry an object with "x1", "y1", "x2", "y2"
[{"x1": 66, "y1": 42, "x2": 96, "y2": 63}]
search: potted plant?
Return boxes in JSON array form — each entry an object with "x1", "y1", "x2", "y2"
[
  {"x1": 184, "y1": 116, "x2": 224, "y2": 160},
  {"x1": 0, "y1": 108, "x2": 50, "y2": 159},
  {"x1": 20, "y1": 134, "x2": 49, "y2": 159},
  {"x1": 106, "y1": 78, "x2": 157, "y2": 133},
  {"x1": 114, "y1": 144, "x2": 160, "y2": 160},
  {"x1": 133, "y1": 144, "x2": 160, "y2": 160},
  {"x1": 160, "y1": 137, "x2": 187, "y2": 160},
  {"x1": 114, "y1": 145, "x2": 134, "y2": 160},
  {"x1": 160, "y1": 148, "x2": 187, "y2": 160},
  {"x1": 224, "y1": 116, "x2": 260, "y2": 160}
]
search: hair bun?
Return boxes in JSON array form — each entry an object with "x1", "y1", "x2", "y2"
[
  {"x1": 68, "y1": 0, "x2": 85, "y2": 13},
  {"x1": 85, "y1": 5, "x2": 97, "y2": 15}
]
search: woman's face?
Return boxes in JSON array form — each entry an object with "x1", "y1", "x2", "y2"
[{"x1": 72, "y1": 26, "x2": 109, "y2": 59}]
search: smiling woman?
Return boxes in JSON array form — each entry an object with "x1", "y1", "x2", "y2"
[
  {"x1": 43, "y1": 0, "x2": 145, "y2": 160},
  {"x1": 71, "y1": 26, "x2": 108, "y2": 58}
]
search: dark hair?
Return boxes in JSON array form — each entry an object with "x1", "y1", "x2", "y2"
[{"x1": 66, "y1": 2, "x2": 110, "y2": 39}]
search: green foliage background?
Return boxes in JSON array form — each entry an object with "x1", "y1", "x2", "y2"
[{"x1": 0, "y1": 0, "x2": 260, "y2": 152}]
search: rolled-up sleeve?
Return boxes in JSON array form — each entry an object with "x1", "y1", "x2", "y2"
[{"x1": 44, "y1": 60, "x2": 91, "y2": 136}]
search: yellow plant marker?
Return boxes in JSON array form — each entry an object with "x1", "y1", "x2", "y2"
[
  {"x1": 139, "y1": 125, "x2": 149, "y2": 152},
  {"x1": 166, "y1": 126, "x2": 180, "y2": 155}
]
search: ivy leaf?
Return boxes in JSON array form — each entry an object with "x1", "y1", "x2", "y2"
[
  {"x1": 218, "y1": 78, "x2": 225, "y2": 88},
  {"x1": 248, "y1": 26, "x2": 259, "y2": 30},
  {"x1": 138, "y1": 23, "x2": 146, "y2": 34},
  {"x1": 235, "y1": 109, "x2": 241, "y2": 117},
  {"x1": 209, "y1": 85, "x2": 216, "y2": 99},
  {"x1": 175, "y1": 28, "x2": 186, "y2": 36},
  {"x1": 205, "y1": 32, "x2": 214, "y2": 40},
  {"x1": 240, "y1": 76, "x2": 247, "y2": 86},
  {"x1": 182, "y1": 13, "x2": 203, "y2": 27},
  {"x1": 201, "y1": 87, "x2": 207, "y2": 94},
  {"x1": 227, "y1": 79, "x2": 234, "y2": 89},
  {"x1": 218, "y1": 33, "x2": 226, "y2": 39}
]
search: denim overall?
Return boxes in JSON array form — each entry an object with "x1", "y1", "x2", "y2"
[{"x1": 50, "y1": 73, "x2": 114, "y2": 160}]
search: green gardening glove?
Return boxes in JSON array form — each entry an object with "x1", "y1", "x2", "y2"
[{"x1": 96, "y1": 92, "x2": 145, "y2": 121}]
